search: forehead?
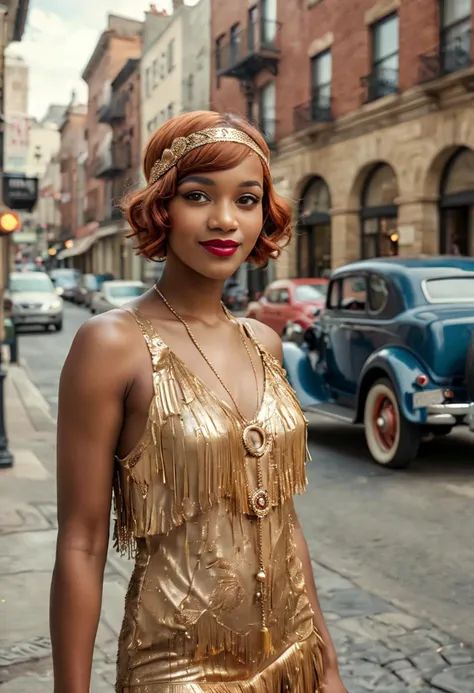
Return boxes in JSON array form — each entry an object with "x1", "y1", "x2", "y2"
[{"x1": 194, "y1": 151, "x2": 265, "y2": 183}]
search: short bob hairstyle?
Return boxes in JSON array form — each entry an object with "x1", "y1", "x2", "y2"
[{"x1": 123, "y1": 111, "x2": 292, "y2": 267}]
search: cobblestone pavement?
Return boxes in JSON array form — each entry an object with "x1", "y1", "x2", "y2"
[{"x1": 0, "y1": 362, "x2": 472, "y2": 692}]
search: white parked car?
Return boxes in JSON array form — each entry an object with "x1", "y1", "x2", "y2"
[
  {"x1": 91, "y1": 280, "x2": 148, "y2": 314},
  {"x1": 8, "y1": 271, "x2": 63, "y2": 331}
]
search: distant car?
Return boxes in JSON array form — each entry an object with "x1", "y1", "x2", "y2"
[
  {"x1": 246, "y1": 278, "x2": 328, "y2": 335},
  {"x1": 74, "y1": 272, "x2": 114, "y2": 307},
  {"x1": 283, "y1": 257, "x2": 474, "y2": 468},
  {"x1": 7, "y1": 271, "x2": 63, "y2": 331},
  {"x1": 222, "y1": 279, "x2": 248, "y2": 311},
  {"x1": 91, "y1": 280, "x2": 148, "y2": 314},
  {"x1": 49, "y1": 268, "x2": 82, "y2": 301}
]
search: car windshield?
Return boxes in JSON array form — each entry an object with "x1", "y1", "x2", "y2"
[
  {"x1": 51, "y1": 270, "x2": 80, "y2": 286},
  {"x1": 294, "y1": 284, "x2": 327, "y2": 301},
  {"x1": 10, "y1": 276, "x2": 54, "y2": 293},
  {"x1": 107, "y1": 284, "x2": 147, "y2": 298},
  {"x1": 424, "y1": 277, "x2": 474, "y2": 302}
]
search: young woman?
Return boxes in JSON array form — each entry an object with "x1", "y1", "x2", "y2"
[{"x1": 50, "y1": 111, "x2": 346, "y2": 693}]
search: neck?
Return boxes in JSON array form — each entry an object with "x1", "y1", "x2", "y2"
[{"x1": 156, "y1": 253, "x2": 227, "y2": 320}]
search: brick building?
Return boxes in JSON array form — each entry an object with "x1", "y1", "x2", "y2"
[
  {"x1": 94, "y1": 57, "x2": 143, "y2": 280},
  {"x1": 211, "y1": 0, "x2": 474, "y2": 279},
  {"x1": 57, "y1": 102, "x2": 88, "y2": 244},
  {"x1": 80, "y1": 14, "x2": 142, "y2": 277}
]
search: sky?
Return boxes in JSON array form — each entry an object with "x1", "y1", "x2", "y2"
[{"x1": 7, "y1": 0, "x2": 174, "y2": 119}]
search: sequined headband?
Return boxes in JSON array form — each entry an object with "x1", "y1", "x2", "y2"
[{"x1": 148, "y1": 127, "x2": 269, "y2": 184}]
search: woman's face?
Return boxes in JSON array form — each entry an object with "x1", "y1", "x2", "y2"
[{"x1": 167, "y1": 152, "x2": 264, "y2": 280}]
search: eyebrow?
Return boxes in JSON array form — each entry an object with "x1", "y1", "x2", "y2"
[{"x1": 178, "y1": 176, "x2": 263, "y2": 190}]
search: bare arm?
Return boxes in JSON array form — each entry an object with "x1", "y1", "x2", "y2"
[{"x1": 50, "y1": 314, "x2": 134, "y2": 693}]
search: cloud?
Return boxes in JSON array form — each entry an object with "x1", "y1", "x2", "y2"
[{"x1": 8, "y1": 0, "x2": 174, "y2": 119}]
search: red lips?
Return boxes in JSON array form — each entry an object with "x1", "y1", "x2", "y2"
[{"x1": 199, "y1": 239, "x2": 240, "y2": 257}]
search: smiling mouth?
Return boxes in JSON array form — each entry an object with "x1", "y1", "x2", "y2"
[{"x1": 199, "y1": 239, "x2": 240, "y2": 257}]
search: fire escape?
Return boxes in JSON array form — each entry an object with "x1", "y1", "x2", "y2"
[{"x1": 216, "y1": 17, "x2": 281, "y2": 148}]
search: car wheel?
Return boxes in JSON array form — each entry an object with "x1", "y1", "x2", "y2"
[
  {"x1": 364, "y1": 378, "x2": 420, "y2": 468},
  {"x1": 55, "y1": 321, "x2": 63, "y2": 332}
]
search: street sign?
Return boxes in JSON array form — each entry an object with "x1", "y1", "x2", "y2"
[{"x1": 3, "y1": 175, "x2": 38, "y2": 212}]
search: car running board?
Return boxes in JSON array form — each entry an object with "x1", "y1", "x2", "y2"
[{"x1": 306, "y1": 402, "x2": 356, "y2": 424}]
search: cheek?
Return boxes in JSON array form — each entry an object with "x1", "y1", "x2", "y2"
[{"x1": 240, "y1": 208, "x2": 263, "y2": 244}]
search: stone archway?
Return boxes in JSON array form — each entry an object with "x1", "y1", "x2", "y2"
[
  {"x1": 297, "y1": 176, "x2": 332, "y2": 277},
  {"x1": 360, "y1": 162, "x2": 399, "y2": 258},
  {"x1": 438, "y1": 147, "x2": 474, "y2": 255}
]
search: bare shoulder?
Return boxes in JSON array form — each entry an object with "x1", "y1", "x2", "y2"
[
  {"x1": 62, "y1": 309, "x2": 141, "y2": 387},
  {"x1": 241, "y1": 318, "x2": 283, "y2": 364}
]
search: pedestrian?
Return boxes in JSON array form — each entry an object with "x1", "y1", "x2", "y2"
[{"x1": 49, "y1": 111, "x2": 346, "y2": 693}]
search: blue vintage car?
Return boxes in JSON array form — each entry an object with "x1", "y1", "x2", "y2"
[{"x1": 283, "y1": 257, "x2": 474, "y2": 468}]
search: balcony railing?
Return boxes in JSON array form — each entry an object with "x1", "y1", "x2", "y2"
[
  {"x1": 293, "y1": 92, "x2": 332, "y2": 132},
  {"x1": 98, "y1": 92, "x2": 127, "y2": 124},
  {"x1": 94, "y1": 143, "x2": 130, "y2": 179},
  {"x1": 418, "y1": 27, "x2": 472, "y2": 83},
  {"x1": 216, "y1": 19, "x2": 281, "y2": 80},
  {"x1": 361, "y1": 67, "x2": 398, "y2": 103}
]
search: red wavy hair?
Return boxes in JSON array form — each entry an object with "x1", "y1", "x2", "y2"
[{"x1": 122, "y1": 111, "x2": 292, "y2": 267}]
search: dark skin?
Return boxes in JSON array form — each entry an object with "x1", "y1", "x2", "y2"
[{"x1": 50, "y1": 153, "x2": 345, "y2": 692}]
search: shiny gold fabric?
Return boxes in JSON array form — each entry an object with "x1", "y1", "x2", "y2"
[{"x1": 113, "y1": 308, "x2": 324, "y2": 692}]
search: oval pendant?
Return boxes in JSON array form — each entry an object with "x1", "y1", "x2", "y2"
[
  {"x1": 242, "y1": 424, "x2": 269, "y2": 458},
  {"x1": 250, "y1": 488, "x2": 270, "y2": 517}
]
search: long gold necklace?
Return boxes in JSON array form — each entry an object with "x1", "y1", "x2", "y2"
[{"x1": 153, "y1": 285, "x2": 274, "y2": 655}]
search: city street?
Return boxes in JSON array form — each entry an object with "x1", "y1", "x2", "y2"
[{"x1": 4, "y1": 300, "x2": 471, "y2": 693}]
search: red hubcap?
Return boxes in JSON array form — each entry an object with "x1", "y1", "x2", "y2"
[{"x1": 373, "y1": 394, "x2": 397, "y2": 450}]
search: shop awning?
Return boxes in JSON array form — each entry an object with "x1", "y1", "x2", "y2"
[{"x1": 57, "y1": 233, "x2": 97, "y2": 260}]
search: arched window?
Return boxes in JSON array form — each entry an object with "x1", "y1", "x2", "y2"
[
  {"x1": 439, "y1": 147, "x2": 474, "y2": 255},
  {"x1": 361, "y1": 163, "x2": 399, "y2": 258},
  {"x1": 297, "y1": 177, "x2": 332, "y2": 277}
]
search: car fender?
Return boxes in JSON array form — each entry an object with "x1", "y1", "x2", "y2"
[
  {"x1": 282, "y1": 341, "x2": 328, "y2": 409},
  {"x1": 356, "y1": 347, "x2": 432, "y2": 424}
]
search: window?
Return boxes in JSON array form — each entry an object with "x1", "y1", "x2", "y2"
[
  {"x1": 340, "y1": 276, "x2": 367, "y2": 311},
  {"x1": 441, "y1": 0, "x2": 471, "y2": 73},
  {"x1": 277, "y1": 288, "x2": 289, "y2": 303},
  {"x1": 370, "y1": 13, "x2": 399, "y2": 99},
  {"x1": 215, "y1": 34, "x2": 224, "y2": 77},
  {"x1": 266, "y1": 288, "x2": 279, "y2": 302},
  {"x1": 160, "y1": 109, "x2": 166, "y2": 123},
  {"x1": 327, "y1": 281, "x2": 340, "y2": 309},
  {"x1": 294, "y1": 284, "x2": 328, "y2": 302},
  {"x1": 368, "y1": 274, "x2": 389, "y2": 313},
  {"x1": 161, "y1": 54, "x2": 165, "y2": 79},
  {"x1": 423, "y1": 277, "x2": 474, "y2": 303},
  {"x1": 260, "y1": 81, "x2": 276, "y2": 144},
  {"x1": 167, "y1": 103, "x2": 174, "y2": 119},
  {"x1": 248, "y1": 5, "x2": 258, "y2": 51},
  {"x1": 152, "y1": 59, "x2": 159, "y2": 87},
  {"x1": 187, "y1": 74, "x2": 194, "y2": 104},
  {"x1": 310, "y1": 50, "x2": 331, "y2": 119},
  {"x1": 230, "y1": 23, "x2": 240, "y2": 64},
  {"x1": 145, "y1": 67, "x2": 151, "y2": 97},
  {"x1": 167, "y1": 39, "x2": 175, "y2": 72}
]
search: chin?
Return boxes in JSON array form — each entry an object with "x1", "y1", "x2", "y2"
[{"x1": 193, "y1": 259, "x2": 242, "y2": 281}]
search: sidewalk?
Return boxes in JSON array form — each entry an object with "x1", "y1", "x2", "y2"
[{"x1": 0, "y1": 364, "x2": 472, "y2": 693}]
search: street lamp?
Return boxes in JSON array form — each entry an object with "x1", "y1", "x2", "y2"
[{"x1": 0, "y1": 210, "x2": 19, "y2": 468}]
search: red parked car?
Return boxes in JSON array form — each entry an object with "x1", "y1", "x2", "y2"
[{"x1": 246, "y1": 278, "x2": 328, "y2": 335}]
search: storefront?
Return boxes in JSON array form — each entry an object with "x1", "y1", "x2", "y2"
[
  {"x1": 360, "y1": 163, "x2": 399, "y2": 259},
  {"x1": 297, "y1": 177, "x2": 332, "y2": 277},
  {"x1": 439, "y1": 147, "x2": 474, "y2": 256}
]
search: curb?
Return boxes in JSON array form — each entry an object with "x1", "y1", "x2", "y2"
[{"x1": 8, "y1": 362, "x2": 56, "y2": 433}]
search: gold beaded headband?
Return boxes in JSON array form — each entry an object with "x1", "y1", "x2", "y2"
[{"x1": 148, "y1": 126, "x2": 269, "y2": 185}]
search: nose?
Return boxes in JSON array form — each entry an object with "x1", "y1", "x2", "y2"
[{"x1": 207, "y1": 200, "x2": 238, "y2": 233}]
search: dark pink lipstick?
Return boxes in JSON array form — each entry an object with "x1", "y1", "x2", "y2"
[{"x1": 199, "y1": 239, "x2": 240, "y2": 257}]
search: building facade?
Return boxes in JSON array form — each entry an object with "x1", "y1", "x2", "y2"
[
  {"x1": 211, "y1": 0, "x2": 474, "y2": 279},
  {"x1": 56, "y1": 102, "x2": 88, "y2": 264},
  {"x1": 141, "y1": 0, "x2": 211, "y2": 150},
  {"x1": 79, "y1": 14, "x2": 142, "y2": 276},
  {"x1": 92, "y1": 57, "x2": 143, "y2": 280}
]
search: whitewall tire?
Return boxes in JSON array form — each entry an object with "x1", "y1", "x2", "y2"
[{"x1": 364, "y1": 378, "x2": 420, "y2": 468}]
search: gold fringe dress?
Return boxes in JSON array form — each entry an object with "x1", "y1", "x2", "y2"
[{"x1": 113, "y1": 308, "x2": 324, "y2": 692}]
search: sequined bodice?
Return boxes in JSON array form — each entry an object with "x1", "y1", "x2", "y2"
[{"x1": 113, "y1": 308, "x2": 323, "y2": 692}]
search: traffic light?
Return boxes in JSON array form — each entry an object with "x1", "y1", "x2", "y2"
[{"x1": 0, "y1": 212, "x2": 20, "y2": 235}]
